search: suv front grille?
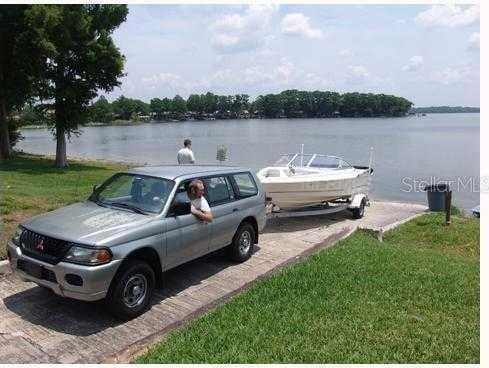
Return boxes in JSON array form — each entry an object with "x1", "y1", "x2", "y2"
[{"x1": 19, "y1": 229, "x2": 72, "y2": 264}]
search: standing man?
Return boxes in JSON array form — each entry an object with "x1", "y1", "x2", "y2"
[
  {"x1": 177, "y1": 138, "x2": 195, "y2": 164},
  {"x1": 187, "y1": 179, "x2": 213, "y2": 222}
]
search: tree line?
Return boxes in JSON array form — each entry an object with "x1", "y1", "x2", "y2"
[
  {"x1": 410, "y1": 106, "x2": 480, "y2": 114},
  {"x1": 82, "y1": 90, "x2": 412, "y2": 124}
]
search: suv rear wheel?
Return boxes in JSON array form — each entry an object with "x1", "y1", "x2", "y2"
[
  {"x1": 106, "y1": 259, "x2": 155, "y2": 320},
  {"x1": 228, "y1": 222, "x2": 256, "y2": 262}
]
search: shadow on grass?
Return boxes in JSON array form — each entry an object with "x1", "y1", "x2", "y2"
[{"x1": 0, "y1": 153, "x2": 116, "y2": 175}]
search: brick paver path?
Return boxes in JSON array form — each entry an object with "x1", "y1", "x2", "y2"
[{"x1": 0, "y1": 201, "x2": 425, "y2": 363}]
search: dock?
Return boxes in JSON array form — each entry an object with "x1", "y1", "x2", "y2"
[{"x1": 0, "y1": 201, "x2": 426, "y2": 363}]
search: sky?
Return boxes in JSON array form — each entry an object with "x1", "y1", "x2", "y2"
[{"x1": 107, "y1": 4, "x2": 480, "y2": 107}]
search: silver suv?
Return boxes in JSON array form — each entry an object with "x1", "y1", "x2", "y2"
[{"x1": 7, "y1": 165, "x2": 266, "y2": 320}]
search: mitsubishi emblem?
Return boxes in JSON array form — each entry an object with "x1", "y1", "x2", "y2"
[{"x1": 36, "y1": 239, "x2": 44, "y2": 252}]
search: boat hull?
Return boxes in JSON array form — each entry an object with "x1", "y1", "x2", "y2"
[{"x1": 258, "y1": 168, "x2": 371, "y2": 210}]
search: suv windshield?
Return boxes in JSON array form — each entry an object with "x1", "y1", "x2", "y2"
[{"x1": 90, "y1": 173, "x2": 174, "y2": 214}]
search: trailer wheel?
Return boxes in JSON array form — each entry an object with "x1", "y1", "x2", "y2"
[{"x1": 352, "y1": 198, "x2": 366, "y2": 219}]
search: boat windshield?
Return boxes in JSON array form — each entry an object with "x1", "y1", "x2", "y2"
[
  {"x1": 274, "y1": 154, "x2": 296, "y2": 166},
  {"x1": 309, "y1": 155, "x2": 341, "y2": 168},
  {"x1": 274, "y1": 154, "x2": 353, "y2": 169},
  {"x1": 309, "y1": 156, "x2": 353, "y2": 168},
  {"x1": 274, "y1": 154, "x2": 314, "y2": 167},
  {"x1": 290, "y1": 154, "x2": 314, "y2": 167}
]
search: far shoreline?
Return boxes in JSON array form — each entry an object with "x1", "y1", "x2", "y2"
[{"x1": 19, "y1": 111, "x2": 481, "y2": 130}]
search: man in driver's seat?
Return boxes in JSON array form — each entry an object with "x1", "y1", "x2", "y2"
[{"x1": 187, "y1": 179, "x2": 213, "y2": 222}]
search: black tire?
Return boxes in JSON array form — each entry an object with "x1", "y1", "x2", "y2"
[
  {"x1": 352, "y1": 199, "x2": 366, "y2": 219},
  {"x1": 228, "y1": 222, "x2": 256, "y2": 262},
  {"x1": 106, "y1": 259, "x2": 155, "y2": 321}
]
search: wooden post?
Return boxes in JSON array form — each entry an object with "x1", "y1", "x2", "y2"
[{"x1": 445, "y1": 190, "x2": 452, "y2": 225}]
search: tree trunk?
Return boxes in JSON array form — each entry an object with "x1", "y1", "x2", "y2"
[
  {"x1": 55, "y1": 125, "x2": 68, "y2": 168},
  {"x1": 0, "y1": 98, "x2": 11, "y2": 160}
]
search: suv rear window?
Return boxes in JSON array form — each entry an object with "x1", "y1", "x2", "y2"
[
  {"x1": 203, "y1": 176, "x2": 233, "y2": 205},
  {"x1": 232, "y1": 173, "x2": 258, "y2": 198}
]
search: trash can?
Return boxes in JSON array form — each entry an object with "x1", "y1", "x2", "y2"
[{"x1": 423, "y1": 183, "x2": 449, "y2": 211}]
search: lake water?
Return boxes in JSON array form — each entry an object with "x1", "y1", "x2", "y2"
[{"x1": 18, "y1": 113, "x2": 480, "y2": 210}]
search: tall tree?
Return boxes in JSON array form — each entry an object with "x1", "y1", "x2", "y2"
[
  {"x1": 88, "y1": 96, "x2": 113, "y2": 124},
  {"x1": 187, "y1": 94, "x2": 203, "y2": 114},
  {"x1": 172, "y1": 95, "x2": 187, "y2": 115},
  {"x1": 30, "y1": 4, "x2": 127, "y2": 167},
  {"x1": 150, "y1": 98, "x2": 166, "y2": 120},
  {"x1": 0, "y1": 5, "x2": 49, "y2": 159}
]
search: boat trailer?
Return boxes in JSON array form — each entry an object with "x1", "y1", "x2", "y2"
[{"x1": 266, "y1": 193, "x2": 369, "y2": 220}]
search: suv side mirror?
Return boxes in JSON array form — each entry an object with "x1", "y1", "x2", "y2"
[{"x1": 171, "y1": 200, "x2": 191, "y2": 217}]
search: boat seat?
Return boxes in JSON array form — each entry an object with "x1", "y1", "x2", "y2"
[{"x1": 263, "y1": 168, "x2": 282, "y2": 177}]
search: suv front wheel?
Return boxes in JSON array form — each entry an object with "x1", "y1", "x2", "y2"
[
  {"x1": 106, "y1": 259, "x2": 155, "y2": 320},
  {"x1": 228, "y1": 222, "x2": 256, "y2": 262}
]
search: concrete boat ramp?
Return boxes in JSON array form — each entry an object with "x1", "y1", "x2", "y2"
[{"x1": 0, "y1": 201, "x2": 426, "y2": 363}]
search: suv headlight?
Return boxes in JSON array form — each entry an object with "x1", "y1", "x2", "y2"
[
  {"x1": 63, "y1": 245, "x2": 112, "y2": 266},
  {"x1": 12, "y1": 226, "x2": 24, "y2": 246}
]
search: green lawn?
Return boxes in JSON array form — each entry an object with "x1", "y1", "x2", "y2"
[
  {"x1": 137, "y1": 213, "x2": 479, "y2": 363},
  {"x1": 0, "y1": 153, "x2": 129, "y2": 259}
]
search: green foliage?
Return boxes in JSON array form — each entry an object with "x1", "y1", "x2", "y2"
[
  {"x1": 137, "y1": 214, "x2": 479, "y2": 363},
  {"x1": 16, "y1": 104, "x2": 51, "y2": 126},
  {"x1": 254, "y1": 93, "x2": 284, "y2": 118},
  {"x1": 149, "y1": 97, "x2": 172, "y2": 120},
  {"x1": 111, "y1": 95, "x2": 149, "y2": 121},
  {"x1": 17, "y1": 4, "x2": 128, "y2": 166},
  {"x1": 73, "y1": 89, "x2": 415, "y2": 125},
  {"x1": 187, "y1": 94, "x2": 203, "y2": 114},
  {"x1": 172, "y1": 95, "x2": 187, "y2": 114},
  {"x1": 0, "y1": 6, "x2": 49, "y2": 112},
  {"x1": 28, "y1": 4, "x2": 128, "y2": 134},
  {"x1": 252, "y1": 90, "x2": 412, "y2": 119},
  {"x1": 411, "y1": 106, "x2": 480, "y2": 114},
  {"x1": 88, "y1": 96, "x2": 113, "y2": 124},
  {"x1": 0, "y1": 5, "x2": 51, "y2": 158},
  {"x1": 7, "y1": 118, "x2": 24, "y2": 148}
]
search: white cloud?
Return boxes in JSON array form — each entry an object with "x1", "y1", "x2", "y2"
[
  {"x1": 275, "y1": 59, "x2": 294, "y2": 81},
  {"x1": 348, "y1": 65, "x2": 369, "y2": 80},
  {"x1": 141, "y1": 72, "x2": 181, "y2": 88},
  {"x1": 243, "y1": 59, "x2": 295, "y2": 85},
  {"x1": 281, "y1": 13, "x2": 323, "y2": 39},
  {"x1": 415, "y1": 5, "x2": 479, "y2": 27},
  {"x1": 468, "y1": 32, "x2": 480, "y2": 50},
  {"x1": 210, "y1": 4, "x2": 278, "y2": 54},
  {"x1": 343, "y1": 65, "x2": 390, "y2": 90},
  {"x1": 339, "y1": 48, "x2": 353, "y2": 57},
  {"x1": 433, "y1": 66, "x2": 471, "y2": 85},
  {"x1": 402, "y1": 55, "x2": 424, "y2": 72}
]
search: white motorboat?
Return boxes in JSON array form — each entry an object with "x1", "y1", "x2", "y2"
[{"x1": 257, "y1": 152, "x2": 373, "y2": 210}]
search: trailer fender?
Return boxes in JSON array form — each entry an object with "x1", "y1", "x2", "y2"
[{"x1": 348, "y1": 194, "x2": 367, "y2": 209}]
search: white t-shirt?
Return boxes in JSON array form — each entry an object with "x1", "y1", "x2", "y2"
[
  {"x1": 191, "y1": 196, "x2": 211, "y2": 213},
  {"x1": 177, "y1": 147, "x2": 195, "y2": 164}
]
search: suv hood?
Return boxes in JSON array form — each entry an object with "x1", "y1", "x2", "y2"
[{"x1": 22, "y1": 201, "x2": 155, "y2": 245}]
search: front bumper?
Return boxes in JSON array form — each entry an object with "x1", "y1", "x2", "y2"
[{"x1": 7, "y1": 240, "x2": 121, "y2": 302}]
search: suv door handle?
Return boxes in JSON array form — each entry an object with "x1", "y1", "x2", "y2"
[{"x1": 232, "y1": 208, "x2": 239, "y2": 212}]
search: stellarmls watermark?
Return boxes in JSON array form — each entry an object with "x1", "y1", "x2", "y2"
[{"x1": 401, "y1": 176, "x2": 488, "y2": 193}]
